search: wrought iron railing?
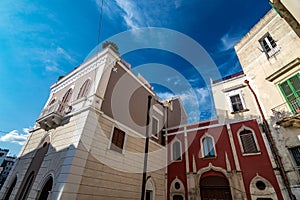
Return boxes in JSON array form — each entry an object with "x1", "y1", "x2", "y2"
[{"x1": 272, "y1": 97, "x2": 300, "y2": 121}]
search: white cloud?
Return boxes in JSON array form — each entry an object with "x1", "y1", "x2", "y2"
[
  {"x1": 57, "y1": 47, "x2": 76, "y2": 64},
  {"x1": 157, "y1": 87, "x2": 212, "y2": 122},
  {"x1": 220, "y1": 31, "x2": 245, "y2": 51},
  {"x1": 174, "y1": 0, "x2": 182, "y2": 9},
  {"x1": 115, "y1": 0, "x2": 142, "y2": 29},
  {"x1": 0, "y1": 129, "x2": 30, "y2": 145}
]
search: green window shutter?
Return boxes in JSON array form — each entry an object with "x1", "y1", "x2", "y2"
[{"x1": 279, "y1": 73, "x2": 300, "y2": 114}]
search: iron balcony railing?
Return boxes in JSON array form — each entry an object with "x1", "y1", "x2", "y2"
[
  {"x1": 272, "y1": 97, "x2": 300, "y2": 121},
  {"x1": 38, "y1": 100, "x2": 69, "y2": 120}
]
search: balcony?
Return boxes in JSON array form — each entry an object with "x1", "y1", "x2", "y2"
[
  {"x1": 271, "y1": 98, "x2": 300, "y2": 128},
  {"x1": 36, "y1": 101, "x2": 70, "y2": 130}
]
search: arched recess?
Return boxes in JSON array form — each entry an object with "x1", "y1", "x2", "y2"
[
  {"x1": 145, "y1": 176, "x2": 155, "y2": 200},
  {"x1": 77, "y1": 78, "x2": 92, "y2": 99},
  {"x1": 37, "y1": 175, "x2": 54, "y2": 200},
  {"x1": 196, "y1": 163, "x2": 233, "y2": 200},
  {"x1": 170, "y1": 177, "x2": 185, "y2": 200},
  {"x1": 171, "y1": 139, "x2": 182, "y2": 161},
  {"x1": 249, "y1": 175, "x2": 278, "y2": 200},
  {"x1": 19, "y1": 171, "x2": 35, "y2": 200},
  {"x1": 3, "y1": 175, "x2": 17, "y2": 200},
  {"x1": 200, "y1": 134, "x2": 216, "y2": 158},
  {"x1": 237, "y1": 125, "x2": 260, "y2": 154},
  {"x1": 200, "y1": 172, "x2": 232, "y2": 200},
  {"x1": 58, "y1": 87, "x2": 73, "y2": 113}
]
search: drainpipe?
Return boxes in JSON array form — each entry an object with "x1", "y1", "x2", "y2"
[
  {"x1": 244, "y1": 80, "x2": 295, "y2": 200},
  {"x1": 141, "y1": 95, "x2": 152, "y2": 200}
]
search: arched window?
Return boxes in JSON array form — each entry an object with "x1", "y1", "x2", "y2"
[
  {"x1": 145, "y1": 177, "x2": 155, "y2": 200},
  {"x1": 172, "y1": 141, "x2": 182, "y2": 161},
  {"x1": 239, "y1": 129, "x2": 258, "y2": 154},
  {"x1": 58, "y1": 88, "x2": 73, "y2": 113},
  {"x1": 202, "y1": 136, "x2": 215, "y2": 158},
  {"x1": 38, "y1": 176, "x2": 53, "y2": 200},
  {"x1": 77, "y1": 79, "x2": 91, "y2": 99},
  {"x1": 19, "y1": 171, "x2": 35, "y2": 200},
  {"x1": 4, "y1": 176, "x2": 17, "y2": 200}
]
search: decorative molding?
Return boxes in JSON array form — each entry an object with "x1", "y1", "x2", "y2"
[
  {"x1": 222, "y1": 84, "x2": 246, "y2": 93},
  {"x1": 266, "y1": 57, "x2": 300, "y2": 83},
  {"x1": 51, "y1": 55, "x2": 109, "y2": 94},
  {"x1": 225, "y1": 152, "x2": 231, "y2": 172}
]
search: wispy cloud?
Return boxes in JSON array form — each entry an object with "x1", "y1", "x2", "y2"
[
  {"x1": 219, "y1": 30, "x2": 245, "y2": 52},
  {"x1": 157, "y1": 87, "x2": 213, "y2": 122},
  {"x1": 57, "y1": 47, "x2": 76, "y2": 64},
  {"x1": 0, "y1": 128, "x2": 30, "y2": 145}
]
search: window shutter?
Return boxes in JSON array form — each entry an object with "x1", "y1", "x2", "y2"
[
  {"x1": 240, "y1": 129, "x2": 258, "y2": 153},
  {"x1": 290, "y1": 146, "x2": 300, "y2": 166},
  {"x1": 111, "y1": 128, "x2": 125, "y2": 153}
]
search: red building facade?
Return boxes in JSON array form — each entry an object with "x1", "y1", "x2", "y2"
[{"x1": 166, "y1": 119, "x2": 284, "y2": 200}]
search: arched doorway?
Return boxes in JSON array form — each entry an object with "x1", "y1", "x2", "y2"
[
  {"x1": 200, "y1": 176, "x2": 232, "y2": 200},
  {"x1": 38, "y1": 176, "x2": 53, "y2": 200},
  {"x1": 4, "y1": 176, "x2": 17, "y2": 200}
]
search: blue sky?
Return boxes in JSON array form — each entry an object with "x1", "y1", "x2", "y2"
[{"x1": 0, "y1": 0, "x2": 271, "y2": 155}]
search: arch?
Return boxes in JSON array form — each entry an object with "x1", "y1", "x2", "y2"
[
  {"x1": 200, "y1": 172, "x2": 232, "y2": 200},
  {"x1": 145, "y1": 176, "x2": 155, "y2": 200},
  {"x1": 249, "y1": 175, "x2": 277, "y2": 200},
  {"x1": 172, "y1": 139, "x2": 182, "y2": 161},
  {"x1": 77, "y1": 78, "x2": 92, "y2": 99},
  {"x1": 237, "y1": 125, "x2": 260, "y2": 154},
  {"x1": 37, "y1": 176, "x2": 53, "y2": 200},
  {"x1": 48, "y1": 97, "x2": 56, "y2": 106},
  {"x1": 200, "y1": 134, "x2": 216, "y2": 158},
  {"x1": 170, "y1": 177, "x2": 185, "y2": 200},
  {"x1": 58, "y1": 87, "x2": 73, "y2": 113},
  {"x1": 4, "y1": 176, "x2": 17, "y2": 200}
]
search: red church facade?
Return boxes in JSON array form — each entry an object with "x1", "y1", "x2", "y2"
[{"x1": 166, "y1": 119, "x2": 284, "y2": 200}]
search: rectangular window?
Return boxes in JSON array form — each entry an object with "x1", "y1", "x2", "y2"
[
  {"x1": 289, "y1": 146, "x2": 300, "y2": 175},
  {"x1": 110, "y1": 127, "x2": 125, "y2": 153},
  {"x1": 279, "y1": 74, "x2": 300, "y2": 114},
  {"x1": 152, "y1": 117, "x2": 159, "y2": 138},
  {"x1": 259, "y1": 32, "x2": 280, "y2": 58},
  {"x1": 230, "y1": 94, "x2": 244, "y2": 112}
]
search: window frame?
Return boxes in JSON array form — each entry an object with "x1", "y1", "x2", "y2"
[
  {"x1": 288, "y1": 146, "x2": 300, "y2": 176},
  {"x1": 171, "y1": 139, "x2": 182, "y2": 162},
  {"x1": 200, "y1": 134, "x2": 216, "y2": 159},
  {"x1": 151, "y1": 116, "x2": 159, "y2": 139},
  {"x1": 279, "y1": 73, "x2": 300, "y2": 115},
  {"x1": 109, "y1": 127, "x2": 126, "y2": 154},
  {"x1": 259, "y1": 32, "x2": 280, "y2": 58},
  {"x1": 226, "y1": 90, "x2": 247, "y2": 113},
  {"x1": 237, "y1": 126, "x2": 260, "y2": 156}
]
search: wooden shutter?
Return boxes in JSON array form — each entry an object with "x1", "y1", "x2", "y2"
[
  {"x1": 111, "y1": 128, "x2": 125, "y2": 153},
  {"x1": 240, "y1": 129, "x2": 258, "y2": 153}
]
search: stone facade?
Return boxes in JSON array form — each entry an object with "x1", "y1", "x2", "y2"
[
  {"x1": 233, "y1": 8, "x2": 300, "y2": 198},
  {"x1": 0, "y1": 45, "x2": 186, "y2": 200}
]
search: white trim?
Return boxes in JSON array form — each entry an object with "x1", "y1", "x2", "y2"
[
  {"x1": 199, "y1": 134, "x2": 217, "y2": 159},
  {"x1": 171, "y1": 139, "x2": 182, "y2": 162},
  {"x1": 225, "y1": 89, "x2": 247, "y2": 113},
  {"x1": 237, "y1": 125, "x2": 261, "y2": 155},
  {"x1": 170, "y1": 177, "x2": 185, "y2": 200},
  {"x1": 145, "y1": 177, "x2": 156, "y2": 200},
  {"x1": 226, "y1": 124, "x2": 241, "y2": 171},
  {"x1": 153, "y1": 105, "x2": 164, "y2": 116},
  {"x1": 249, "y1": 174, "x2": 278, "y2": 200},
  {"x1": 151, "y1": 116, "x2": 159, "y2": 139}
]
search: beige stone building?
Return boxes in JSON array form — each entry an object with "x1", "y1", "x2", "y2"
[
  {"x1": 0, "y1": 44, "x2": 187, "y2": 200},
  {"x1": 269, "y1": 0, "x2": 300, "y2": 37},
  {"x1": 226, "y1": 8, "x2": 300, "y2": 198}
]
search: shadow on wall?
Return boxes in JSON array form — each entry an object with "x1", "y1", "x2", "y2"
[{"x1": 0, "y1": 140, "x2": 75, "y2": 200}]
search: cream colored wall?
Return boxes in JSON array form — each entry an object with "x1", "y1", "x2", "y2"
[
  {"x1": 234, "y1": 9, "x2": 300, "y2": 197},
  {"x1": 235, "y1": 9, "x2": 300, "y2": 118},
  {"x1": 281, "y1": 0, "x2": 300, "y2": 24},
  {"x1": 212, "y1": 75, "x2": 259, "y2": 123},
  {"x1": 69, "y1": 112, "x2": 166, "y2": 200}
]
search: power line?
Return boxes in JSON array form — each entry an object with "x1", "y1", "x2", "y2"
[{"x1": 97, "y1": 0, "x2": 104, "y2": 46}]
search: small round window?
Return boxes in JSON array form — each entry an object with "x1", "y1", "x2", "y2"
[
  {"x1": 256, "y1": 181, "x2": 266, "y2": 190},
  {"x1": 175, "y1": 182, "x2": 180, "y2": 190}
]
